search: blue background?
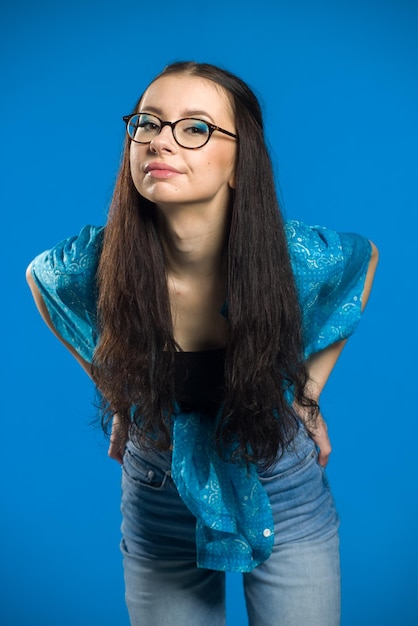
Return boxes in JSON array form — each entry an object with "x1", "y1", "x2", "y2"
[{"x1": 2, "y1": 0, "x2": 417, "y2": 624}]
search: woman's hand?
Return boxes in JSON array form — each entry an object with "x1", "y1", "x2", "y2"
[
  {"x1": 108, "y1": 414, "x2": 128, "y2": 464},
  {"x1": 308, "y1": 412, "x2": 332, "y2": 467},
  {"x1": 294, "y1": 400, "x2": 332, "y2": 468},
  {"x1": 300, "y1": 340, "x2": 348, "y2": 469}
]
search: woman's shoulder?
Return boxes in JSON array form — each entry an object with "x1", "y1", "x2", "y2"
[
  {"x1": 29, "y1": 224, "x2": 106, "y2": 324},
  {"x1": 284, "y1": 219, "x2": 371, "y2": 275},
  {"x1": 46, "y1": 224, "x2": 105, "y2": 274},
  {"x1": 30, "y1": 224, "x2": 105, "y2": 283},
  {"x1": 28, "y1": 225, "x2": 105, "y2": 362},
  {"x1": 284, "y1": 219, "x2": 373, "y2": 357},
  {"x1": 284, "y1": 219, "x2": 341, "y2": 256}
]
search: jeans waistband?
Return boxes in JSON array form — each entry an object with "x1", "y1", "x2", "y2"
[{"x1": 126, "y1": 439, "x2": 173, "y2": 473}]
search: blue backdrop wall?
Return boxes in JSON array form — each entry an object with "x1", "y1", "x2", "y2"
[{"x1": 2, "y1": 0, "x2": 417, "y2": 624}]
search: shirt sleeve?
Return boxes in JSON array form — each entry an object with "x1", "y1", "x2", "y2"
[
  {"x1": 285, "y1": 220, "x2": 372, "y2": 359},
  {"x1": 29, "y1": 225, "x2": 104, "y2": 363}
]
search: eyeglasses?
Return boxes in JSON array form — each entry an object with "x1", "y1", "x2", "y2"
[{"x1": 122, "y1": 112, "x2": 238, "y2": 150}]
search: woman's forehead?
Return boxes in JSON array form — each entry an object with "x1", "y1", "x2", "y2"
[{"x1": 139, "y1": 74, "x2": 234, "y2": 120}]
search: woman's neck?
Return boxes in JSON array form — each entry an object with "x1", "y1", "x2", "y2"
[
  {"x1": 155, "y1": 204, "x2": 230, "y2": 352},
  {"x1": 157, "y1": 204, "x2": 230, "y2": 280}
]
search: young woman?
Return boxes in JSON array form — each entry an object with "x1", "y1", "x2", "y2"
[{"x1": 27, "y1": 61, "x2": 378, "y2": 626}]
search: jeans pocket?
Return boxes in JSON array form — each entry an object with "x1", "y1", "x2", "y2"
[
  {"x1": 122, "y1": 447, "x2": 171, "y2": 491},
  {"x1": 258, "y1": 447, "x2": 317, "y2": 483}
]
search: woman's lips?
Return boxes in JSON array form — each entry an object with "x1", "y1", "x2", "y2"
[{"x1": 145, "y1": 162, "x2": 182, "y2": 179}]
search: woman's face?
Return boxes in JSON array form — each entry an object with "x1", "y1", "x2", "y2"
[{"x1": 129, "y1": 74, "x2": 237, "y2": 214}]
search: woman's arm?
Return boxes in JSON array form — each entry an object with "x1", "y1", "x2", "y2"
[
  {"x1": 301, "y1": 241, "x2": 379, "y2": 466},
  {"x1": 26, "y1": 264, "x2": 93, "y2": 375},
  {"x1": 26, "y1": 264, "x2": 127, "y2": 463}
]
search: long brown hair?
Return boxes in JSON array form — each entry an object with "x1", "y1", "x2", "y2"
[{"x1": 92, "y1": 61, "x2": 317, "y2": 467}]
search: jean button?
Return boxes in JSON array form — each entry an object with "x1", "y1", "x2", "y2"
[{"x1": 147, "y1": 469, "x2": 155, "y2": 480}]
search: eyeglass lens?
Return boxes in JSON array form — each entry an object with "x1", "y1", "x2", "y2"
[{"x1": 127, "y1": 114, "x2": 211, "y2": 148}]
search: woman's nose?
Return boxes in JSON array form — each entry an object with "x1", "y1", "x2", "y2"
[{"x1": 149, "y1": 125, "x2": 177, "y2": 153}]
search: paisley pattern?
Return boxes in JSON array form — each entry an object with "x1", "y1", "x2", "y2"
[
  {"x1": 30, "y1": 221, "x2": 372, "y2": 572},
  {"x1": 31, "y1": 226, "x2": 103, "y2": 362},
  {"x1": 171, "y1": 411, "x2": 274, "y2": 571},
  {"x1": 285, "y1": 221, "x2": 371, "y2": 358}
]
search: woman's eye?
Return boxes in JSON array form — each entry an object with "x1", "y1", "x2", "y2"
[
  {"x1": 135, "y1": 115, "x2": 161, "y2": 133},
  {"x1": 184, "y1": 122, "x2": 208, "y2": 135},
  {"x1": 139, "y1": 122, "x2": 159, "y2": 132}
]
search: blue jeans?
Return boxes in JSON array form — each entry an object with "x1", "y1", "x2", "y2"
[{"x1": 120, "y1": 426, "x2": 341, "y2": 626}]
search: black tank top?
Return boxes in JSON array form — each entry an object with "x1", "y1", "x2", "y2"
[{"x1": 174, "y1": 348, "x2": 225, "y2": 415}]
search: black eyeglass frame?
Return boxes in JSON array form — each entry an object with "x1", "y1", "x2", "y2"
[{"x1": 122, "y1": 113, "x2": 238, "y2": 149}]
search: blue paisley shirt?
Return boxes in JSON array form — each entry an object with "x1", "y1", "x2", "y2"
[{"x1": 30, "y1": 221, "x2": 372, "y2": 573}]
